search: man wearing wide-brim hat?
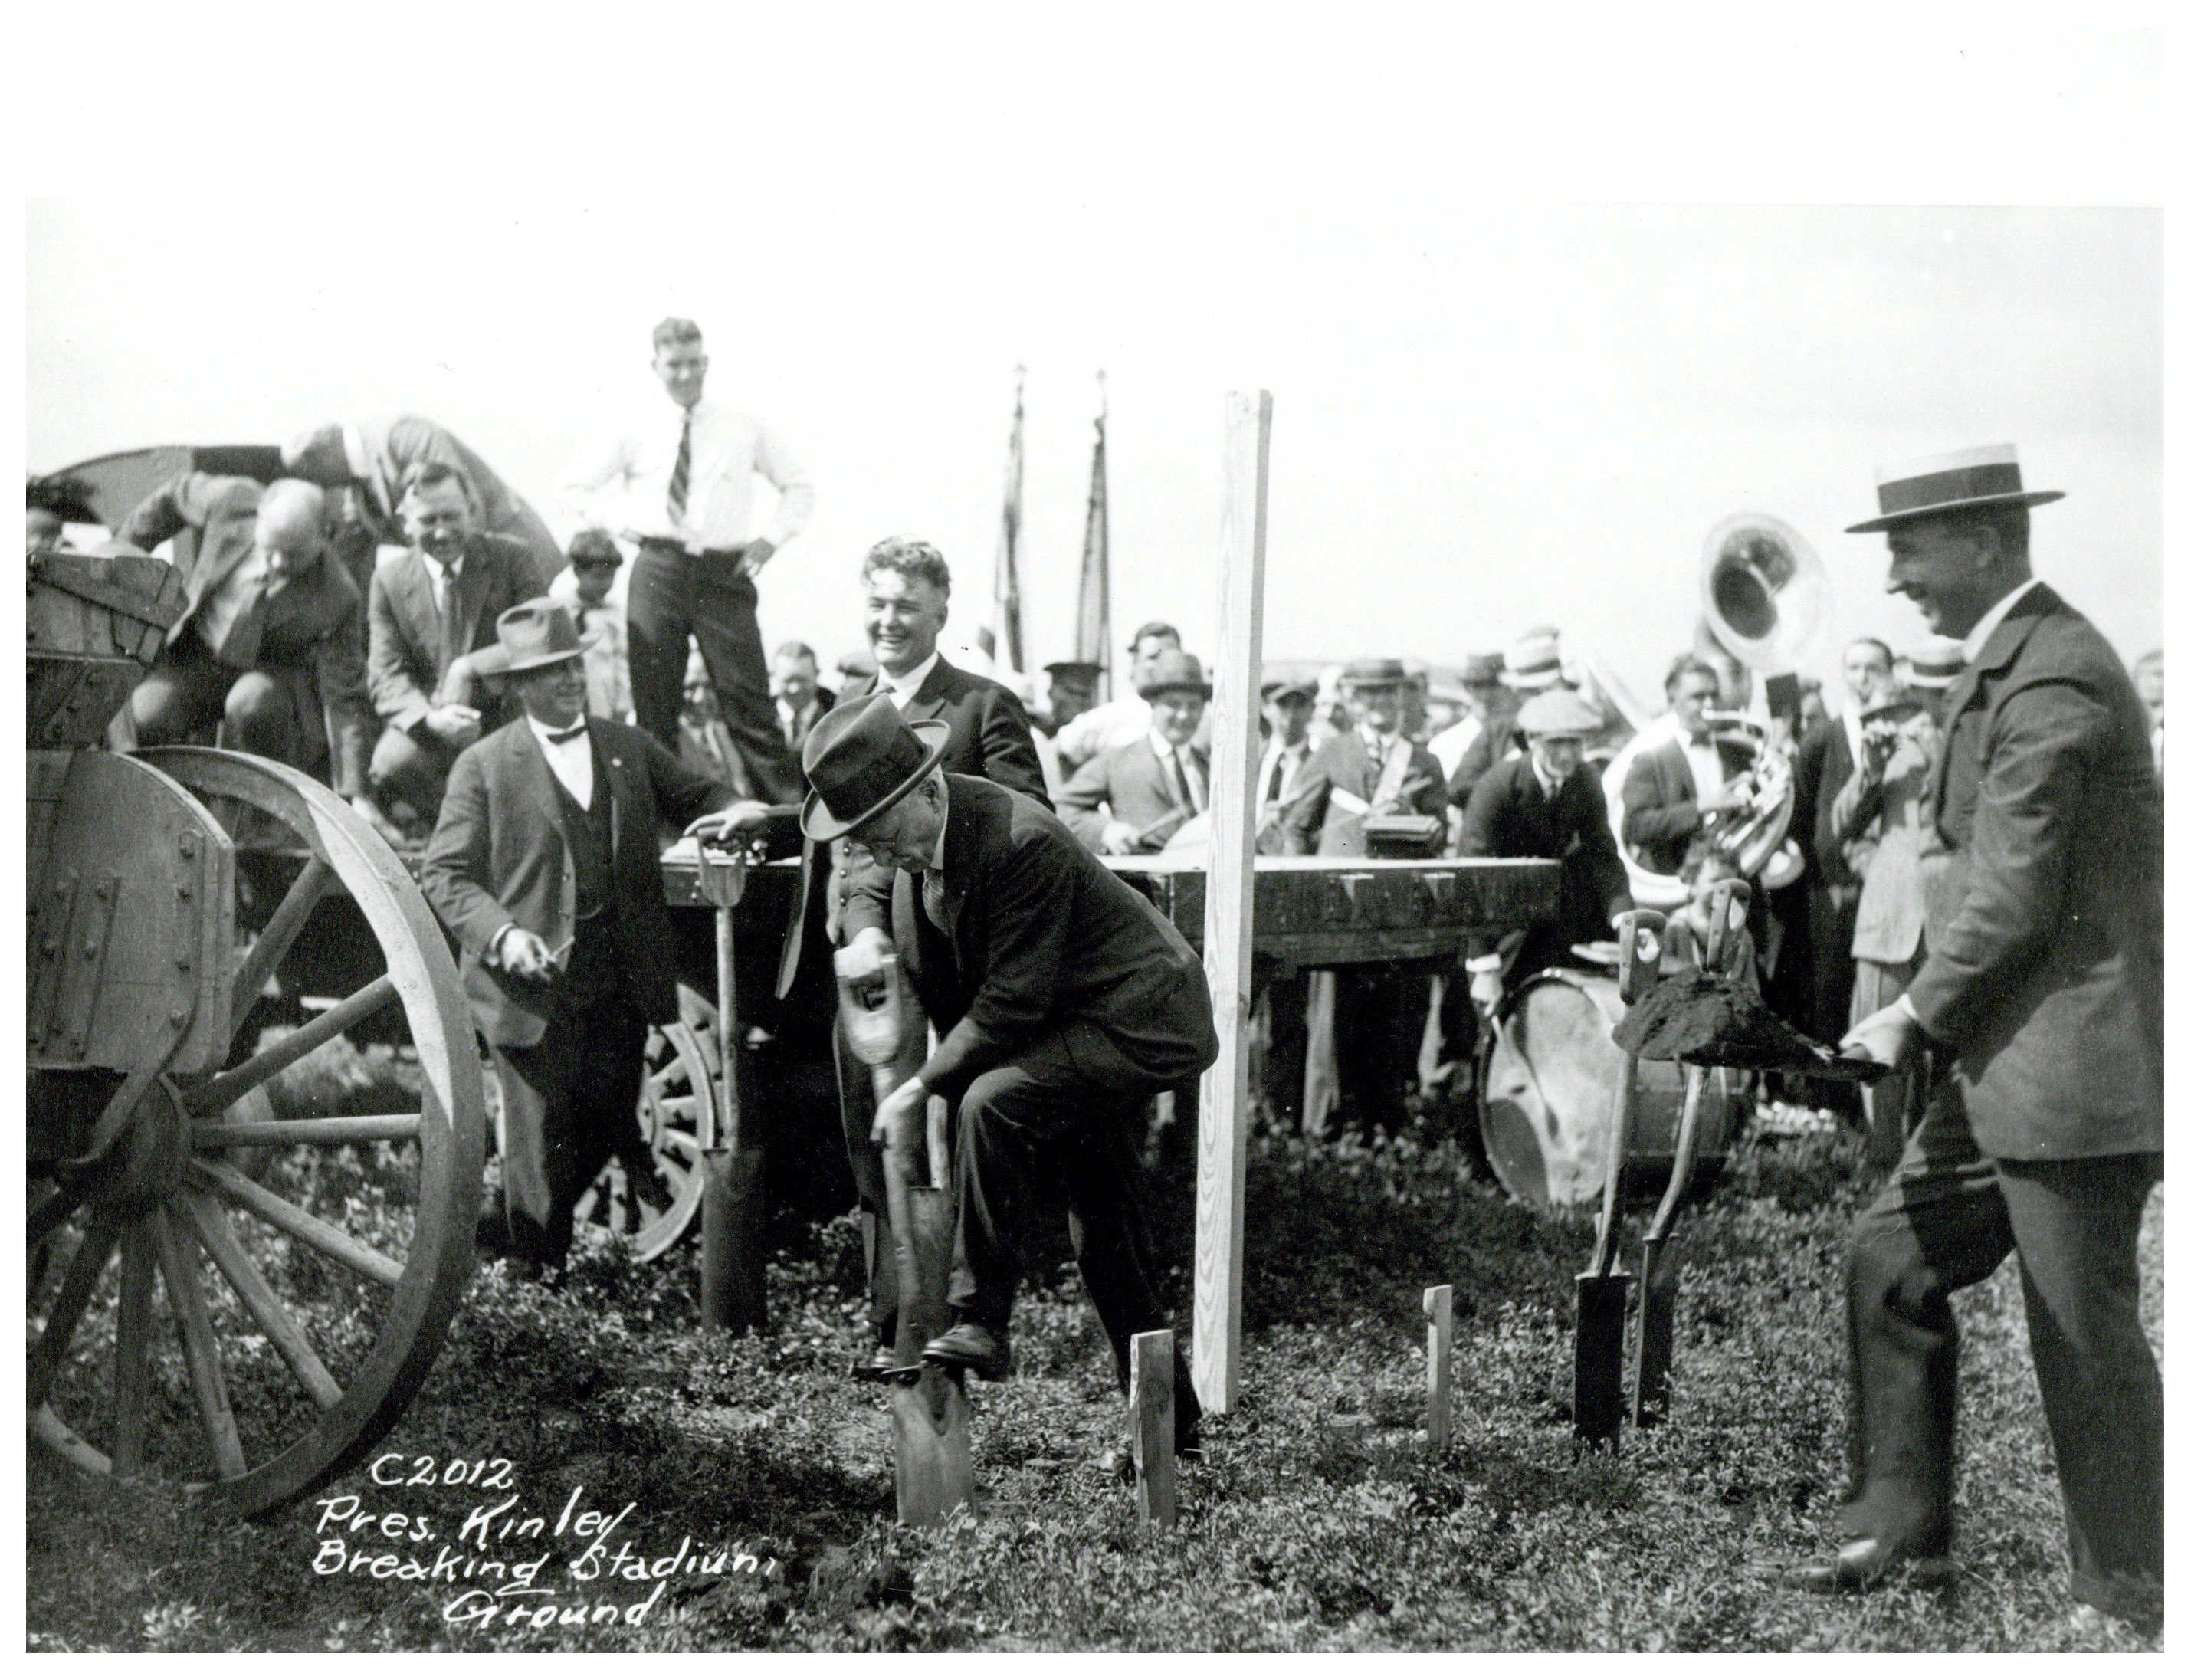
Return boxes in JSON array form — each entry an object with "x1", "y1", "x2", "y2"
[
  {"x1": 812, "y1": 694, "x2": 1218, "y2": 1458},
  {"x1": 1057, "y1": 649, "x2": 1214, "y2": 856},
  {"x1": 421, "y1": 598, "x2": 770, "y2": 1265},
  {"x1": 1457, "y1": 687, "x2": 1632, "y2": 1012},
  {"x1": 1281, "y1": 656, "x2": 1448, "y2": 1135},
  {"x1": 1785, "y1": 446, "x2": 2163, "y2": 1632}
]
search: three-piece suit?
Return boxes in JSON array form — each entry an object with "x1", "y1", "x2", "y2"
[{"x1": 419, "y1": 714, "x2": 727, "y2": 1262}]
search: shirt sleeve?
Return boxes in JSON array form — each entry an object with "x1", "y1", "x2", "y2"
[{"x1": 751, "y1": 418, "x2": 815, "y2": 549}]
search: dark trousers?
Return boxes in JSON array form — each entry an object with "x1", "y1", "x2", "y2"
[
  {"x1": 1333, "y1": 968, "x2": 1429, "y2": 1133},
  {"x1": 132, "y1": 641, "x2": 313, "y2": 769},
  {"x1": 485, "y1": 980, "x2": 651, "y2": 1263},
  {"x1": 949, "y1": 1029, "x2": 1202, "y2": 1438},
  {"x1": 1255, "y1": 963, "x2": 1309, "y2": 1127},
  {"x1": 1840, "y1": 1081, "x2": 2163, "y2": 1619},
  {"x1": 625, "y1": 547, "x2": 800, "y2": 803},
  {"x1": 833, "y1": 1008, "x2": 905, "y2": 1345}
]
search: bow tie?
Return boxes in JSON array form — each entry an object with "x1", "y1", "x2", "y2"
[{"x1": 544, "y1": 720, "x2": 588, "y2": 745}]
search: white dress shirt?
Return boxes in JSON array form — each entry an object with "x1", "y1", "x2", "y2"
[
  {"x1": 1427, "y1": 714, "x2": 1484, "y2": 780},
  {"x1": 1960, "y1": 577, "x2": 2044, "y2": 664},
  {"x1": 878, "y1": 651, "x2": 942, "y2": 710},
  {"x1": 421, "y1": 550, "x2": 461, "y2": 621},
  {"x1": 562, "y1": 395, "x2": 815, "y2": 554},
  {"x1": 1680, "y1": 730, "x2": 1724, "y2": 803},
  {"x1": 1147, "y1": 730, "x2": 1206, "y2": 813},
  {"x1": 528, "y1": 711, "x2": 595, "y2": 809},
  {"x1": 1259, "y1": 736, "x2": 1310, "y2": 807},
  {"x1": 1054, "y1": 693, "x2": 1152, "y2": 769}
]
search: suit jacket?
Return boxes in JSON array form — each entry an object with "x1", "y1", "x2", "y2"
[
  {"x1": 1458, "y1": 751, "x2": 1634, "y2": 971},
  {"x1": 367, "y1": 533, "x2": 549, "y2": 732},
  {"x1": 1443, "y1": 716, "x2": 1520, "y2": 815},
  {"x1": 1901, "y1": 583, "x2": 2162, "y2": 1160},
  {"x1": 1801, "y1": 712, "x2": 1863, "y2": 893},
  {"x1": 843, "y1": 775, "x2": 1218, "y2": 1104},
  {"x1": 1281, "y1": 729, "x2": 1445, "y2": 857},
  {"x1": 418, "y1": 715, "x2": 727, "y2": 1046},
  {"x1": 118, "y1": 471, "x2": 376, "y2": 796},
  {"x1": 1619, "y1": 733, "x2": 1744, "y2": 877},
  {"x1": 777, "y1": 654, "x2": 1052, "y2": 996},
  {"x1": 340, "y1": 416, "x2": 565, "y2": 582},
  {"x1": 1256, "y1": 737, "x2": 1314, "y2": 855},
  {"x1": 1057, "y1": 737, "x2": 1206, "y2": 851}
]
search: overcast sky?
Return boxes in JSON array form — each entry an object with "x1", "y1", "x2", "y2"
[{"x1": 20, "y1": 23, "x2": 2166, "y2": 716}]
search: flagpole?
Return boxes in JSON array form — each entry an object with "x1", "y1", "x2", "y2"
[
  {"x1": 1076, "y1": 371, "x2": 1111, "y2": 701},
  {"x1": 989, "y1": 365, "x2": 1027, "y2": 681}
]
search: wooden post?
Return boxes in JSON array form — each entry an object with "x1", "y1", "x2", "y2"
[
  {"x1": 1423, "y1": 1284, "x2": 1453, "y2": 1451},
  {"x1": 1193, "y1": 389, "x2": 1271, "y2": 1416},
  {"x1": 1130, "y1": 1329, "x2": 1177, "y2": 1527},
  {"x1": 697, "y1": 850, "x2": 765, "y2": 1332}
]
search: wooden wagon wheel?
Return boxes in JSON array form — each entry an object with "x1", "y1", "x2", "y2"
[
  {"x1": 568, "y1": 1019, "x2": 718, "y2": 1261},
  {"x1": 28, "y1": 749, "x2": 485, "y2": 1516}
]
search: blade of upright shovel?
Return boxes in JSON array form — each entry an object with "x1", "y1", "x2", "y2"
[
  {"x1": 878, "y1": 1075, "x2": 974, "y2": 1527},
  {"x1": 1573, "y1": 908, "x2": 1662, "y2": 1449}
]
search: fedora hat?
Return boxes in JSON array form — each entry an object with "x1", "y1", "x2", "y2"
[
  {"x1": 471, "y1": 597, "x2": 596, "y2": 676},
  {"x1": 799, "y1": 694, "x2": 952, "y2": 842},
  {"x1": 1846, "y1": 443, "x2": 2065, "y2": 534},
  {"x1": 1460, "y1": 651, "x2": 1505, "y2": 687},
  {"x1": 1516, "y1": 687, "x2": 1602, "y2": 740},
  {"x1": 1340, "y1": 656, "x2": 1409, "y2": 690},
  {"x1": 1136, "y1": 649, "x2": 1213, "y2": 700},
  {"x1": 1502, "y1": 626, "x2": 1564, "y2": 691}
]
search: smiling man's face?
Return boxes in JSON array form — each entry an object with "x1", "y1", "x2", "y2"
[{"x1": 1886, "y1": 517, "x2": 2002, "y2": 640}]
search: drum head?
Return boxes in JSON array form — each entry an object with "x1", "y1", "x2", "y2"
[{"x1": 1480, "y1": 975, "x2": 1622, "y2": 1213}]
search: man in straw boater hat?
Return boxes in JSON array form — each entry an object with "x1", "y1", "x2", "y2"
[
  {"x1": 1457, "y1": 687, "x2": 1632, "y2": 1016},
  {"x1": 809, "y1": 694, "x2": 1218, "y2": 1462},
  {"x1": 1784, "y1": 447, "x2": 2163, "y2": 1633},
  {"x1": 420, "y1": 599, "x2": 771, "y2": 1267}
]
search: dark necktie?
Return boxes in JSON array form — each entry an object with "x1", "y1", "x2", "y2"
[
  {"x1": 920, "y1": 869, "x2": 949, "y2": 934},
  {"x1": 1366, "y1": 734, "x2": 1386, "y2": 781},
  {"x1": 545, "y1": 720, "x2": 588, "y2": 745},
  {"x1": 1264, "y1": 750, "x2": 1285, "y2": 806},
  {"x1": 667, "y1": 410, "x2": 693, "y2": 523}
]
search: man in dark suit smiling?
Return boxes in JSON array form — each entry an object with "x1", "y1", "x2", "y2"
[{"x1": 1789, "y1": 447, "x2": 2163, "y2": 1633}]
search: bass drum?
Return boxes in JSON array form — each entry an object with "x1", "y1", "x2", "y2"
[{"x1": 1480, "y1": 967, "x2": 1737, "y2": 1214}]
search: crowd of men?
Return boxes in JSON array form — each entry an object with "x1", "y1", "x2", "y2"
[{"x1": 28, "y1": 339, "x2": 2163, "y2": 1630}]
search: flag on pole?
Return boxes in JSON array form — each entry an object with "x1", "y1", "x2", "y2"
[
  {"x1": 1075, "y1": 372, "x2": 1111, "y2": 701},
  {"x1": 982, "y1": 366, "x2": 1028, "y2": 683}
]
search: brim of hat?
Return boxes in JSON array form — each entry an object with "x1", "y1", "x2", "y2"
[
  {"x1": 472, "y1": 630, "x2": 602, "y2": 676},
  {"x1": 1263, "y1": 684, "x2": 1316, "y2": 703},
  {"x1": 1845, "y1": 488, "x2": 2065, "y2": 534},
  {"x1": 1139, "y1": 681, "x2": 1214, "y2": 701},
  {"x1": 1502, "y1": 668, "x2": 1564, "y2": 690},
  {"x1": 1903, "y1": 672, "x2": 1960, "y2": 691},
  {"x1": 799, "y1": 718, "x2": 952, "y2": 842}
]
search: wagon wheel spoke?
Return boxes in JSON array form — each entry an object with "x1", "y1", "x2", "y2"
[
  {"x1": 189, "y1": 1158, "x2": 404, "y2": 1288},
  {"x1": 192, "y1": 1114, "x2": 422, "y2": 1149},
  {"x1": 186, "y1": 975, "x2": 400, "y2": 1117},
  {"x1": 28, "y1": 1208, "x2": 124, "y2": 1410},
  {"x1": 229, "y1": 855, "x2": 336, "y2": 1033},
  {"x1": 149, "y1": 1204, "x2": 248, "y2": 1480},
  {"x1": 179, "y1": 1188, "x2": 343, "y2": 1410},
  {"x1": 110, "y1": 1222, "x2": 157, "y2": 1475},
  {"x1": 29, "y1": 1176, "x2": 89, "y2": 1251}
]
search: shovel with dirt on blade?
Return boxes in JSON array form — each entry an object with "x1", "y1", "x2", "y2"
[
  {"x1": 1570, "y1": 906, "x2": 1666, "y2": 1449},
  {"x1": 835, "y1": 951, "x2": 975, "y2": 1527}
]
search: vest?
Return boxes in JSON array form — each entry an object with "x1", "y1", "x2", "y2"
[{"x1": 550, "y1": 740, "x2": 621, "y2": 1009}]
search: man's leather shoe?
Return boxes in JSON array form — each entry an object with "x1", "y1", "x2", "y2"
[
  {"x1": 920, "y1": 1323, "x2": 1010, "y2": 1381},
  {"x1": 1783, "y1": 1537, "x2": 1954, "y2": 1594}
]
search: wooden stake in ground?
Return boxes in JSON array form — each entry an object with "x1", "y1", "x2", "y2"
[
  {"x1": 1423, "y1": 1285, "x2": 1453, "y2": 1451},
  {"x1": 1130, "y1": 1329, "x2": 1177, "y2": 1527},
  {"x1": 1193, "y1": 389, "x2": 1271, "y2": 1416}
]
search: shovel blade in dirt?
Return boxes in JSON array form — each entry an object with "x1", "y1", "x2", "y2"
[
  {"x1": 885, "y1": 1172, "x2": 974, "y2": 1525},
  {"x1": 1631, "y1": 1233, "x2": 1683, "y2": 1429},
  {"x1": 1573, "y1": 1268, "x2": 1632, "y2": 1447}
]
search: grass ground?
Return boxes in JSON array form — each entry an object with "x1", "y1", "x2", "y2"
[{"x1": 24, "y1": 1049, "x2": 2164, "y2": 1652}]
